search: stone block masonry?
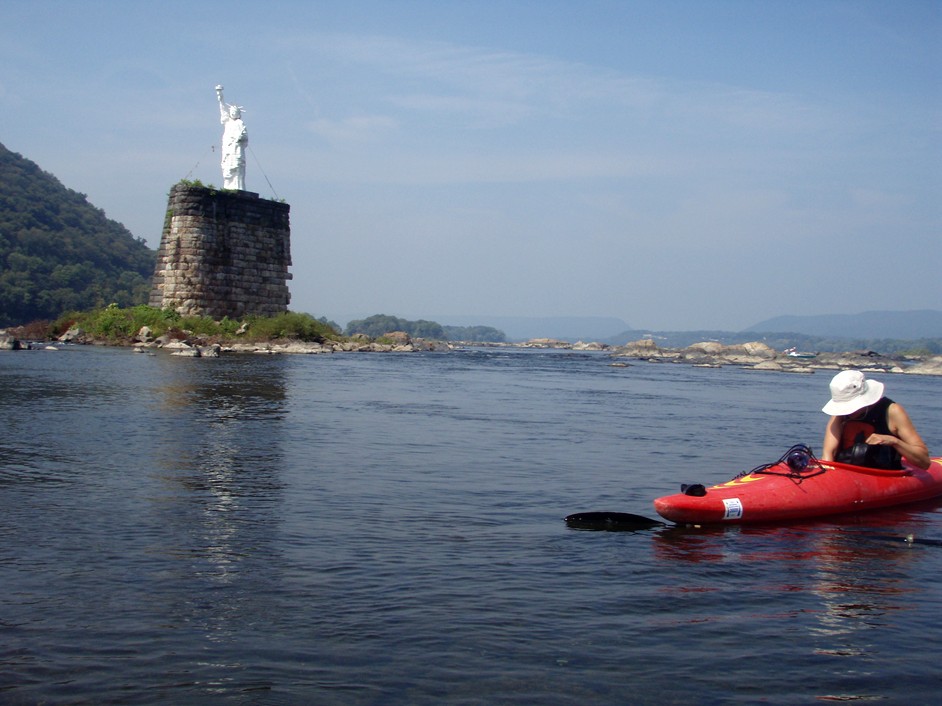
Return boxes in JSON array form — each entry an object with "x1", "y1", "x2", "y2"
[{"x1": 149, "y1": 184, "x2": 292, "y2": 319}]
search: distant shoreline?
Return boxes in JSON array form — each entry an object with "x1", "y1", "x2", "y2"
[
  {"x1": 5, "y1": 331, "x2": 941, "y2": 377},
  {"x1": 516, "y1": 337, "x2": 942, "y2": 377}
]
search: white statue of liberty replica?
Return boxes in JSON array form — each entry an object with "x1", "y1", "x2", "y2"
[{"x1": 215, "y1": 85, "x2": 248, "y2": 190}]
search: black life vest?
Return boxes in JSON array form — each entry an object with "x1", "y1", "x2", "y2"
[{"x1": 835, "y1": 396, "x2": 903, "y2": 469}]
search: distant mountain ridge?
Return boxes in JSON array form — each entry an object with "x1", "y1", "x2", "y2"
[
  {"x1": 433, "y1": 311, "x2": 942, "y2": 347},
  {"x1": 745, "y1": 310, "x2": 942, "y2": 340}
]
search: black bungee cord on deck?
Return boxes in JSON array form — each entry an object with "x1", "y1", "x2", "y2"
[{"x1": 734, "y1": 443, "x2": 827, "y2": 483}]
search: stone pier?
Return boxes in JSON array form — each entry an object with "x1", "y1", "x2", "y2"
[{"x1": 149, "y1": 184, "x2": 292, "y2": 319}]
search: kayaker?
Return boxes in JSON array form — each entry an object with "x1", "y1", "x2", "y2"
[{"x1": 821, "y1": 370, "x2": 930, "y2": 470}]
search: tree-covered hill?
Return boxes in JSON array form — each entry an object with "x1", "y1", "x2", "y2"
[
  {"x1": 0, "y1": 141, "x2": 156, "y2": 327},
  {"x1": 344, "y1": 314, "x2": 506, "y2": 342},
  {"x1": 345, "y1": 314, "x2": 447, "y2": 340}
]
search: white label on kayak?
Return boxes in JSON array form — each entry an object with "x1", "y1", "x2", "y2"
[{"x1": 722, "y1": 498, "x2": 743, "y2": 520}]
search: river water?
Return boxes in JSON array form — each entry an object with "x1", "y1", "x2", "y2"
[{"x1": 1, "y1": 345, "x2": 940, "y2": 704}]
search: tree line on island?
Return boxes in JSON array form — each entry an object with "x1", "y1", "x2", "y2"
[
  {"x1": 343, "y1": 314, "x2": 505, "y2": 343},
  {"x1": 4, "y1": 305, "x2": 504, "y2": 347}
]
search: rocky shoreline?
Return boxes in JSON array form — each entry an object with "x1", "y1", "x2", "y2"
[
  {"x1": 607, "y1": 338, "x2": 942, "y2": 376},
  {"x1": 3, "y1": 328, "x2": 941, "y2": 376},
  {"x1": 0, "y1": 327, "x2": 452, "y2": 357},
  {"x1": 470, "y1": 337, "x2": 942, "y2": 376}
]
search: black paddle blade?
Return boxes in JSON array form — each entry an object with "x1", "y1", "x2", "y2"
[{"x1": 565, "y1": 511, "x2": 667, "y2": 531}]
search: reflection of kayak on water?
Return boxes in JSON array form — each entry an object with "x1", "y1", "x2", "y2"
[{"x1": 652, "y1": 445, "x2": 942, "y2": 525}]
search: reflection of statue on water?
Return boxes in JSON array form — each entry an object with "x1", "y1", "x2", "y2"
[{"x1": 215, "y1": 85, "x2": 248, "y2": 191}]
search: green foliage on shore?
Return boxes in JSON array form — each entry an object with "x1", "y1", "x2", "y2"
[
  {"x1": 0, "y1": 142, "x2": 157, "y2": 327},
  {"x1": 442, "y1": 325, "x2": 506, "y2": 342},
  {"x1": 346, "y1": 314, "x2": 445, "y2": 340},
  {"x1": 46, "y1": 305, "x2": 340, "y2": 344},
  {"x1": 345, "y1": 314, "x2": 506, "y2": 342},
  {"x1": 246, "y1": 312, "x2": 340, "y2": 341}
]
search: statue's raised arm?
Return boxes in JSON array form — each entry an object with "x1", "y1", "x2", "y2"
[
  {"x1": 215, "y1": 84, "x2": 248, "y2": 191},
  {"x1": 215, "y1": 84, "x2": 229, "y2": 122}
]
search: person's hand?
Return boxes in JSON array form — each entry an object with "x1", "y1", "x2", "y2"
[{"x1": 865, "y1": 433, "x2": 898, "y2": 447}]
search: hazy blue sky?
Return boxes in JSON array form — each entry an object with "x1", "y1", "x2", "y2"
[{"x1": 2, "y1": 0, "x2": 939, "y2": 330}]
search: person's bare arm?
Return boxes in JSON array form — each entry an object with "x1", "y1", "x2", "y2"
[
  {"x1": 867, "y1": 403, "x2": 931, "y2": 470},
  {"x1": 821, "y1": 416, "x2": 843, "y2": 462}
]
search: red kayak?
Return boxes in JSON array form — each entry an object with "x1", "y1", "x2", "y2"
[{"x1": 653, "y1": 445, "x2": 942, "y2": 525}]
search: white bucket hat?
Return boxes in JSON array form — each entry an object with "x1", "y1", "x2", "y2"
[{"x1": 822, "y1": 370, "x2": 885, "y2": 416}]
